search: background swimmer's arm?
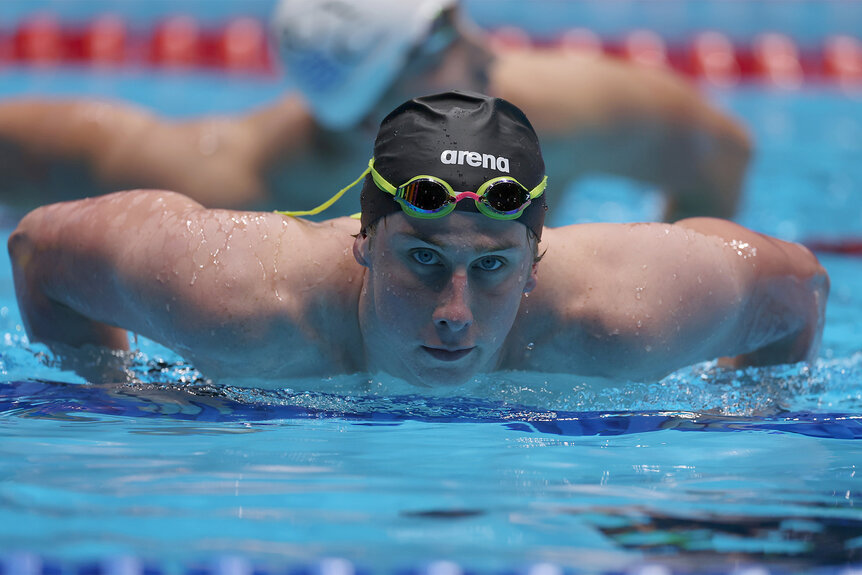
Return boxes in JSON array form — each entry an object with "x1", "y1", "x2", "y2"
[
  {"x1": 0, "y1": 96, "x2": 311, "y2": 210},
  {"x1": 489, "y1": 52, "x2": 751, "y2": 220},
  {"x1": 531, "y1": 219, "x2": 827, "y2": 379}
]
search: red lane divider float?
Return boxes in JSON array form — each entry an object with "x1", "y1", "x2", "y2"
[
  {"x1": 824, "y1": 35, "x2": 862, "y2": 86},
  {"x1": 150, "y1": 15, "x2": 201, "y2": 67},
  {"x1": 13, "y1": 14, "x2": 64, "y2": 66},
  {"x1": 622, "y1": 29, "x2": 669, "y2": 69},
  {"x1": 84, "y1": 15, "x2": 128, "y2": 66},
  {"x1": 497, "y1": 27, "x2": 862, "y2": 89},
  {"x1": 219, "y1": 17, "x2": 268, "y2": 72},
  {"x1": 0, "y1": 14, "x2": 859, "y2": 87},
  {"x1": 805, "y1": 238, "x2": 862, "y2": 256},
  {"x1": 753, "y1": 33, "x2": 804, "y2": 89},
  {"x1": 1, "y1": 13, "x2": 275, "y2": 74},
  {"x1": 690, "y1": 31, "x2": 741, "y2": 87}
]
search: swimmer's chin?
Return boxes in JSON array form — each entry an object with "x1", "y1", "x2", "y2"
[{"x1": 405, "y1": 367, "x2": 483, "y2": 389}]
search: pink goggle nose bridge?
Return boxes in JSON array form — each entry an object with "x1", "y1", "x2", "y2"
[{"x1": 451, "y1": 191, "x2": 482, "y2": 203}]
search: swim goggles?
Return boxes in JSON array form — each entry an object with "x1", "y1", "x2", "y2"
[{"x1": 276, "y1": 159, "x2": 547, "y2": 221}]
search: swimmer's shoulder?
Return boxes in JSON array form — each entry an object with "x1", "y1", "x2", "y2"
[{"x1": 510, "y1": 221, "x2": 752, "y2": 378}]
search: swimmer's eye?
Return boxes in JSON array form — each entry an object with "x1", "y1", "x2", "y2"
[
  {"x1": 410, "y1": 249, "x2": 441, "y2": 266},
  {"x1": 474, "y1": 256, "x2": 505, "y2": 272}
]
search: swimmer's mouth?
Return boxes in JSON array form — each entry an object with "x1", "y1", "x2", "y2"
[{"x1": 422, "y1": 346, "x2": 475, "y2": 362}]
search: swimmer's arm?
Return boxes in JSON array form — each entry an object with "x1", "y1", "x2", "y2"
[
  {"x1": 0, "y1": 96, "x2": 308, "y2": 209},
  {"x1": 534, "y1": 219, "x2": 828, "y2": 378},
  {"x1": 9, "y1": 190, "x2": 361, "y2": 377},
  {"x1": 676, "y1": 218, "x2": 829, "y2": 368},
  {"x1": 7, "y1": 193, "x2": 140, "y2": 351},
  {"x1": 8, "y1": 190, "x2": 266, "y2": 352},
  {"x1": 491, "y1": 52, "x2": 751, "y2": 220}
]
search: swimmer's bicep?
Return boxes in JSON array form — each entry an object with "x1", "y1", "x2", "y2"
[{"x1": 115, "y1": 208, "x2": 332, "y2": 348}]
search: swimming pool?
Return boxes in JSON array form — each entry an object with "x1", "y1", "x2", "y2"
[{"x1": 2, "y1": 3, "x2": 862, "y2": 574}]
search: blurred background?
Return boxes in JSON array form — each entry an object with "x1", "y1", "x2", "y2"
[
  {"x1": 2, "y1": 0, "x2": 861, "y2": 109},
  {"x1": 0, "y1": 0, "x2": 860, "y2": 233}
]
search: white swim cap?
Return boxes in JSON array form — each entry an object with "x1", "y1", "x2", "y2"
[{"x1": 271, "y1": 0, "x2": 457, "y2": 130}]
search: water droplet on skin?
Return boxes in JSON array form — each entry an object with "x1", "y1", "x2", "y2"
[{"x1": 636, "y1": 320, "x2": 643, "y2": 328}]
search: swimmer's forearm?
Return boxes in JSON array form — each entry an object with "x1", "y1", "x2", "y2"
[
  {"x1": 727, "y1": 272, "x2": 829, "y2": 367},
  {"x1": 660, "y1": 111, "x2": 751, "y2": 221},
  {"x1": 7, "y1": 192, "x2": 207, "y2": 350},
  {"x1": 585, "y1": 63, "x2": 752, "y2": 220},
  {"x1": 0, "y1": 97, "x2": 271, "y2": 209},
  {"x1": 15, "y1": 290, "x2": 130, "y2": 351},
  {"x1": 8, "y1": 206, "x2": 131, "y2": 350},
  {"x1": 678, "y1": 218, "x2": 829, "y2": 365},
  {"x1": 599, "y1": 79, "x2": 751, "y2": 221},
  {"x1": 0, "y1": 98, "x2": 157, "y2": 207}
]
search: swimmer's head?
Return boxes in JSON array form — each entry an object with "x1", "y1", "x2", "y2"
[
  {"x1": 360, "y1": 90, "x2": 547, "y2": 239},
  {"x1": 272, "y1": 0, "x2": 459, "y2": 130}
]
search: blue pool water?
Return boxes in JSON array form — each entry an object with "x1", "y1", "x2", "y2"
[
  {"x1": 0, "y1": 76, "x2": 860, "y2": 573},
  {"x1": 2, "y1": 4, "x2": 862, "y2": 574}
]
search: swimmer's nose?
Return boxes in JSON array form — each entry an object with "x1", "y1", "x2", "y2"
[{"x1": 433, "y1": 271, "x2": 473, "y2": 333}]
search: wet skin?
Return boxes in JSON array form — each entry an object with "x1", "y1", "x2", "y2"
[
  {"x1": 354, "y1": 212, "x2": 537, "y2": 387},
  {"x1": 8, "y1": 190, "x2": 827, "y2": 388}
]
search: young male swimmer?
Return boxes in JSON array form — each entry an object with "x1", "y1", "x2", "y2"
[
  {"x1": 9, "y1": 92, "x2": 825, "y2": 388},
  {"x1": 0, "y1": 0, "x2": 748, "y2": 222}
]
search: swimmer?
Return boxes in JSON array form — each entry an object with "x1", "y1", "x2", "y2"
[
  {"x1": 9, "y1": 91, "x2": 826, "y2": 388},
  {"x1": 0, "y1": 0, "x2": 749, "y2": 221}
]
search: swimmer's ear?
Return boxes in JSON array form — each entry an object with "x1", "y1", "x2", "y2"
[
  {"x1": 353, "y1": 234, "x2": 370, "y2": 268},
  {"x1": 524, "y1": 263, "x2": 538, "y2": 294}
]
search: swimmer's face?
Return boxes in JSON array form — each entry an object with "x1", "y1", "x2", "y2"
[{"x1": 353, "y1": 212, "x2": 538, "y2": 387}]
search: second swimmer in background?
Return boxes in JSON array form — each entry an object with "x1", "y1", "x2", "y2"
[{"x1": 0, "y1": 0, "x2": 749, "y2": 221}]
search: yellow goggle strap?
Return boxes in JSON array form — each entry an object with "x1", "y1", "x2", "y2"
[{"x1": 274, "y1": 164, "x2": 371, "y2": 218}]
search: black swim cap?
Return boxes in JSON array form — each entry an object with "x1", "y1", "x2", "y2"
[{"x1": 360, "y1": 91, "x2": 547, "y2": 239}]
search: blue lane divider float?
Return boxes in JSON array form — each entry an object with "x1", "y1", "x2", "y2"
[{"x1": 3, "y1": 555, "x2": 862, "y2": 575}]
